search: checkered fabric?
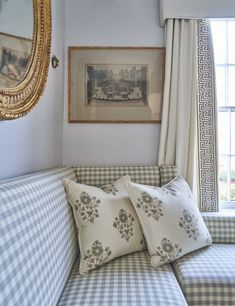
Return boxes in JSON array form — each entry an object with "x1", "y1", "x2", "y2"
[
  {"x1": 74, "y1": 166, "x2": 161, "y2": 187},
  {"x1": 202, "y1": 212, "x2": 235, "y2": 243},
  {"x1": 172, "y1": 244, "x2": 235, "y2": 306},
  {"x1": 159, "y1": 165, "x2": 178, "y2": 186},
  {"x1": 0, "y1": 167, "x2": 78, "y2": 306},
  {"x1": 58, "y1": 251, "x2": 187, "y2": 306}
]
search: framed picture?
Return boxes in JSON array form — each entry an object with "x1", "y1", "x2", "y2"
[
  {"x1": 68, "y1": 47, "x2": 165, "y2": 123},
  {"x1": 0, "y1": 32, "x2": 32, "y2": 88}
]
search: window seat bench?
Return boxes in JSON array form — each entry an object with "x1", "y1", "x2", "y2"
[{"x1": 0, "y1": 166, "x2": 234, "y2": 306}]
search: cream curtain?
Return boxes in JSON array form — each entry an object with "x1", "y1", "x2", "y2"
[
  {"x1": 158, "y1": 19, "x2": 198, "y2": 190},
  {"x1": 158, "y1": 19, "x2": 218, "y2": 211}
]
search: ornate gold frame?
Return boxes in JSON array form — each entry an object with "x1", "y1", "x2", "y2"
[{"x1": 0, "y1": 0, "x2": 52, "y2": 120}]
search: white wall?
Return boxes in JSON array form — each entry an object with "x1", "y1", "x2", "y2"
[
  {"x1": 0, "y1": 0, "x2": 65, "y2": 180},
  {"x1": 0, "y1": 0, "x2": 165, "y2": 180},
  {"x1": 63, "y1": 0, "x2": 165, "y2": 166}
]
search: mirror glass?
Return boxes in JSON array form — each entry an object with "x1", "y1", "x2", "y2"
[{"x1": 0, "y1": 0, "x2": 33, "y2": 88}]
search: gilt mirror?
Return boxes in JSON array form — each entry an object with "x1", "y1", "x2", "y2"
[{"x1": 0, "y1": 0, "x2": 51, "y2": 119}]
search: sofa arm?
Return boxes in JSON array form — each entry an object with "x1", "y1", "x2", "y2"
[{"x1": 202, "y1": 212, "x2": 235, "y2": 243}]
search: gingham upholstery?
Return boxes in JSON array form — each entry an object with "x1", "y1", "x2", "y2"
[
  {"x1": 74, "y1": 166, "x2": 160, "y2": 187},
  {"x1": 159, "y1": 165, "x2": 178, "y2": 186},
  {"x1": 172, "y1": 244, "x2": 235, "y2": 306},
  {"x1": 0, "y1": 167, "x2": 78, "y2": 306},
  {"x1": 58, "y1": 251, "x2": 187, "y2": 306},
  {"x1": 2, "y1": 165, "x2": 235, "y2": 306},
  {"x1": 202, "y1": 212, "x2": 235, "y2": 243}
]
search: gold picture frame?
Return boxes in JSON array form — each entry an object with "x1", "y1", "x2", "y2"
[
  {"x1": 0, "y1": 0, "x2": 51, "y2": 120},
  {"x1": 68, "y1": 46, "x2": 165, "y2": 123}
]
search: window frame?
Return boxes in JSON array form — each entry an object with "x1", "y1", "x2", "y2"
[{"x1": 211, "y1": 19, "x2": 235, "y2": 209}]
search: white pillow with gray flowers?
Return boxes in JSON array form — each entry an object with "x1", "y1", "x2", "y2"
[
  {"x1": 124, "y1": 176, "x2": 212, "y2": 268},
  {"x1": 63, "y1": 176, "x2": 145, "y2": 275}
]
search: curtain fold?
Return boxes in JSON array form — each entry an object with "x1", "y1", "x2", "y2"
[
  {"x1": 158, "y1": 19, "x2": 198, "y2": 190},
  {"x1": 159, "y1": 19, "x2": 218, "y2": 211}
]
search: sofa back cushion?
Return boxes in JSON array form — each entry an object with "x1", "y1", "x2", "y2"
[
  {"x1": 202, "y1": 212, "x2": 235, "y2": 243},
  {"x1": 74, "y1": 166, "x2": 161, "y2": 187},
  {"x1": 0, "y1": 167, "x2": 78, "y2": 306},
  {"x1": 159, "y1": 165, "x2": 178, "y2": 186}
]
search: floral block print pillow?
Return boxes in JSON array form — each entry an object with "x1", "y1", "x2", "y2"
[
  {"x1": 124, "y1": 176, "x2": 212, "y2": 268},
  {"x1": 63, "y1": 176, "x2": 145, "y2": 275}
]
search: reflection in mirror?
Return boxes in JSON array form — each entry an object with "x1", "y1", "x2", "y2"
[
  {"x1": 0, "y1": 0, "x2": 33, "y2": 88},
  {"x1": 0, "y1": 0, "x2": 51, "y2": 120}
]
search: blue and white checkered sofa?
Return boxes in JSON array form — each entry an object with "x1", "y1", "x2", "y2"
[{"x1": 1, "y1": 166, "x2": 235, "y2": 306}]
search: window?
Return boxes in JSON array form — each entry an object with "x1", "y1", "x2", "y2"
[{"x1": 211, "y1": 20, "x2": 235, "y2": 209}]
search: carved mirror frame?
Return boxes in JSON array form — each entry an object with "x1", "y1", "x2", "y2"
[{"x1": 0, "y1": 0, "x2": 51, "y2": 120}]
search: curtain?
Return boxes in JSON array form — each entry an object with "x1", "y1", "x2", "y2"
[
  {"x1": 159, "y1": 19, "x2": 218, "y2": 211},
  {"x1": 158, "y1": 19, "x2": 198, "y2": 190}
]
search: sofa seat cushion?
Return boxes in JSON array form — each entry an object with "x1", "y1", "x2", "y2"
[
  {"x1": 172, "y1": 244, "x2": 235, "y2": 306},
  {"x1": 58, "y1": 251, "x2": 187, "y2": 306}
]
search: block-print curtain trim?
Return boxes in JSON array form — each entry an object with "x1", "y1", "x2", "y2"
[{"x1": 197, "y1": 19, "x2": 219, "y2": 212}]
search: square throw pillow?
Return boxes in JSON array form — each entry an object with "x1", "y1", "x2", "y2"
[
  {"x1": 125, "y1": 176, "x2": 212, "y2": 268},
  {"x1": 63, "y1": 176, "x2": 145, "y2": 275}
]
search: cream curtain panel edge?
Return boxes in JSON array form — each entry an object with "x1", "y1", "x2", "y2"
[{"x1": 158, "y1": 19, "x2": 198, "y2": 191}]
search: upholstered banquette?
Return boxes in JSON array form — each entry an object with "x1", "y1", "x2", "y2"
[{"x1": 0, "y1": 166, "x2": 235, "y2": 306}]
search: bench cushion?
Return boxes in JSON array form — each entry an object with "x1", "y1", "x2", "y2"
[
  {"x1": 202, "y1": 212, "x2": 235, "y2": 243},
  {"x1": 0, "y1": 167, "x2": 78, "y2": 306},
  {"x1": 74, "y1": 166, "x2": 160, "y2": 187},
  {"x1": 172, "y1": 244, "x2": 235, "y2": 306},
  {"x1": 58, "y1": 251, "x2": 187, "y2": 306}
]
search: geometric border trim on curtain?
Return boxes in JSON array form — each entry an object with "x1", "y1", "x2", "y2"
[{"x1": 197, "y1": 19, "x2": 219, "y2": 212}]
